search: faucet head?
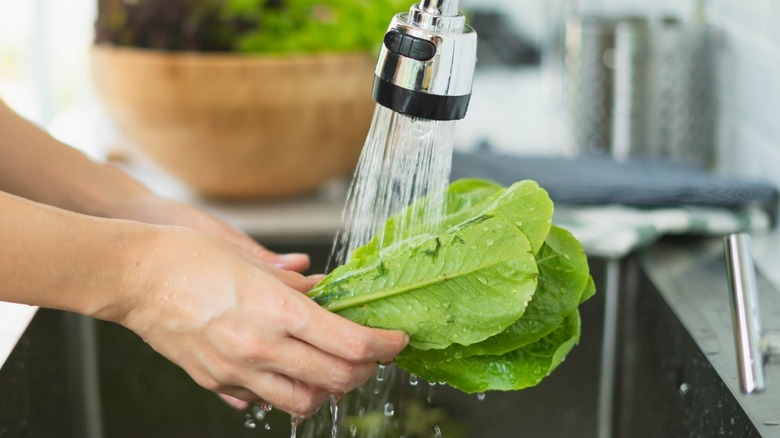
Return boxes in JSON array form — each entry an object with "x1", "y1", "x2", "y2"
[{"x1": 372, "y1": 0, "x2": 477, "y2": 121}]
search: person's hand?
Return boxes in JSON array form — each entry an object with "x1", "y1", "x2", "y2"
[
  {"x1": 107, "y1": 226, "x2": 408, "y2": 418},
  {"x1": 103, "y1": 192, "x2": 311, "y2": 273}
]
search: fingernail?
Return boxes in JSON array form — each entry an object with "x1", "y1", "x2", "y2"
[{"x1": 273, "y1": 253, "x2": 306, "y2": 268}]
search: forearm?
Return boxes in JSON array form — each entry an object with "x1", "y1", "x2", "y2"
[
  {"x1": 0, "y1": 189, "x2": 150, "y2": 321},
  {"x1": 0, "y1": 99, "x2": 151, "y2": 217}
]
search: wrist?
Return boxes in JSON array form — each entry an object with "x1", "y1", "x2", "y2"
[
  {"x1": 85, "y1": 218, "x2": 162, "y2": 325},
  {"x1": 68, "y1": 162, "x2": 154, "y2": 219}
]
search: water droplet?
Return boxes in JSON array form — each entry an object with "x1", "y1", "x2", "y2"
[
  {"x1": 481, "y1": 226, "x2": 489, "y2": 231},
  {"x1": 477, "y1": 276, "x2": 488, "y2": 285},
  {"x1": 383, "y1": 402, "x2": 395, "y2": 417},
  {"x1": 373, "y1": 387, "x2": 381, "y2": 395},
  {"x1": 442, "y1": 302, "x2": 451, "y2": 309},
  {"x1": 730, "y1": 418, "x2": 735, "y2": 425},
  {"x1": 434, "y1": 425, "x2": 442, "y2": 437},
  {"x1": 763, "y1": 421, "x2": 780, "y2": 426},
  {"x1": 259, "y1": 403, "x2": 273, "y2": 412},
  {"x1": 719, "y1": 426, "x2": 726, "y2": 435},
  {"x1": 349, "y1": 424, "x2": 358, "y2": 436},
  {"x1": 423, "y1": 306, "x2": 430, "y2": 311},
  {"x1": 679, "y1": 382, "x2": 690, "y2": 396},
  {"x1": 409, "y1": 374, "x2": 419, "y2": 386},
  {"x1": 376, "y1": 364, "x2": 386, "y2": 382},
  {"x1": 243, "y1": 417, "x2": 257, "y2": 429},
  {"x1": 486, "y1": 239, "x2": 495, "y2": 246},
  {"x1": 264, "y1": 423, "x2": 271, "y2": 430},
  {"x1": 477, "y1": 392, "x2": 486, "y2": 401},
  {"x1": 251, "y1": 405, "x2": 267, "y2": 421},
  {"x1": 470, "y1": 245, "x2": 477, "y2": 250},
  {"x1": 515, "y1": 220, "x2": 524, "y2": 226}
]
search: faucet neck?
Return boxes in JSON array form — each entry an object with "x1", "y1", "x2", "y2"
[{"x1": 418, "y1": 0, "x2": 460, "y2": 17}]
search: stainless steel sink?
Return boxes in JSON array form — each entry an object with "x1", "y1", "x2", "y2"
[
  {"x1": 1, "y1": 239, "x2": 775, "y2": 437},
  {"x1": 0, "y1": 243, "x2": 605, "y2": 438}
]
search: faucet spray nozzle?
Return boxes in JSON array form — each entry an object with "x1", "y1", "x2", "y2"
[{"x1": 371, "y1": 0, "x2": 477, "y2": 121}]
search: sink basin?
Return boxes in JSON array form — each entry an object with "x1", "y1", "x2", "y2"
[
  {"x1": 3, "y1": 239, "x2": 772, "y2": 437},
  {"x1": 0, "y1": 243, "x2": 606, "y2": 437}
]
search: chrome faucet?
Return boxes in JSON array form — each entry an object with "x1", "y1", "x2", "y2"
[{"x1": 372, "y1": 0, "x2": 477, "y2": 121}]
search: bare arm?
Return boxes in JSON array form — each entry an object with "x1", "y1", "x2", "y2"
[
  {"x1": 0, "y1": 98, "x2": 310, "y2": 270},
  {"x1": 0, "y1": 189, "x2": 407, "y2": 416},
  {"x1": 0, "y1": 100, "x2": 408, "y2": 415},
  {"x1": 0, "y1": 99, "x2": 149, "y2": 217}
]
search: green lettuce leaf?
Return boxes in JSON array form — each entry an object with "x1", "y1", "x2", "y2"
[
  {"x1": 345, "y1": 179, "x2": 552, "y2": 269},
  {"x1": 393, "y1": 311, "x2": 581, "y2": 393},
  {"x1": 447, "y1": 225, "x2": 590, "y2": 357},
  {"x1": 308, "y1": 178, "x2": 593, "y2": 391},
  {"x1": 309, "y1": 215, "x2": 538, "y2": 350}
]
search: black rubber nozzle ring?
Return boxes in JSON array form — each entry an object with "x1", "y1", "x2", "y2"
[{"x1": 372, "y1": 76, "x2": 471, "y2": 121}]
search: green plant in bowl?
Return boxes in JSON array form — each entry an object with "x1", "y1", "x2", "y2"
[
  {"x1": 94, "y1": 0, "x2": 412, "y2": 54},
  {"x1": 91, "y1": 0, "x2": 414, "y2": 199}
]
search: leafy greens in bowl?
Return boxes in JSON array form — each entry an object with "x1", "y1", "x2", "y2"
[{"x1": 307, "y1": 178, "x2": 594, "y2": 393}]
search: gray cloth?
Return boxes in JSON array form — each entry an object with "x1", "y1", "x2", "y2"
[
  {"x1": 451, "y1": 151, "x2": 778, "y2": 209},
  {"x1": 450, "y1": 151, "x2": 778, "y2": 257}
]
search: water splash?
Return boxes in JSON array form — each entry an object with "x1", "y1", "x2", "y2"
[
  {"x1": 317, "y1": 100, "x2": 458, "y2": 436},
  {"x1": 243, "y1": 415, "x2": 257, "y2": 429},
  {"x1": 328, "y1": 105, "x2": 456, "y2": 269},
  {"x1": 291, "y1": 416, "x2": 303, "y2": 438},
  {"x1": 376, "y1": 364, "x2": 386, "y2": 382},
  {"x1": 250, "y1": 404, "x2": 268, "y2": 421},
  {"x1": 330, "y1": 394, "x2": 342, "y2": 438}
]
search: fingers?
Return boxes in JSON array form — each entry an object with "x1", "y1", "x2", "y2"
[
  {"x1": 272, "y1": 268, "x2": 320, "y2": 293},
  {"x1": 264, "y1": 337, "x2": 378, "y2": 394},
  {"x1": 289, "y1": 299, "x2": 409, "y2": 365},
  {"x1": 218, "y1": 393, "x2": 250, "y2": 410},
  {"x1": 241, "y1": 373, "x2": 330, "y2": 418},
  {"x1": 250, "y1": 246, "x2": 311, "y2": 273}
]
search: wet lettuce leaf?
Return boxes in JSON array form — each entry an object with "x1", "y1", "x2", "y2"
[
  {"x1": 394, "y1": 311, "x2": 581, "y2": 393},
  {"x1": 308, "y1": 178, "x2": 593, "y2": 392}
]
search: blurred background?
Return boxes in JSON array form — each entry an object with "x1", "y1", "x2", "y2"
[
  {"x1": 1, "y1": 0, "x2": 779, "y2": 192},
  {"x1": 3, "y1": 2, "x2": 780, "y2": 437}
]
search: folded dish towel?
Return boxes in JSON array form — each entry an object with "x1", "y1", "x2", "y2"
[{"x1": 451, "y1": 151, "x2": 778, "y2": 258}]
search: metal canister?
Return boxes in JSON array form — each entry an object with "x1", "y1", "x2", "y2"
[{"x1": 565, "y1": 15, "x2": 617, "y2": 157}]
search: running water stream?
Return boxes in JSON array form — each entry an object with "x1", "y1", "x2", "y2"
[
  {"x1": 316, "y1": 104, "x2": 457, "y2": 438},
  {"x1": 245, "y1": 104, "x2": 461, "y2": 438},
  {"x1": 328, "y1": 104, "x2": 457, "y2": 269}
]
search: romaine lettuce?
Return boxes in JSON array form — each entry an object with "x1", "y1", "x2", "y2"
[{"x1": 307, "y1": 178, "x2": 594, "y2": 392}]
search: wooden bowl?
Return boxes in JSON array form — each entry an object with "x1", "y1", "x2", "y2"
[{"x1": 90, "y1": 45, "x2": 376, "y2": 198}]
